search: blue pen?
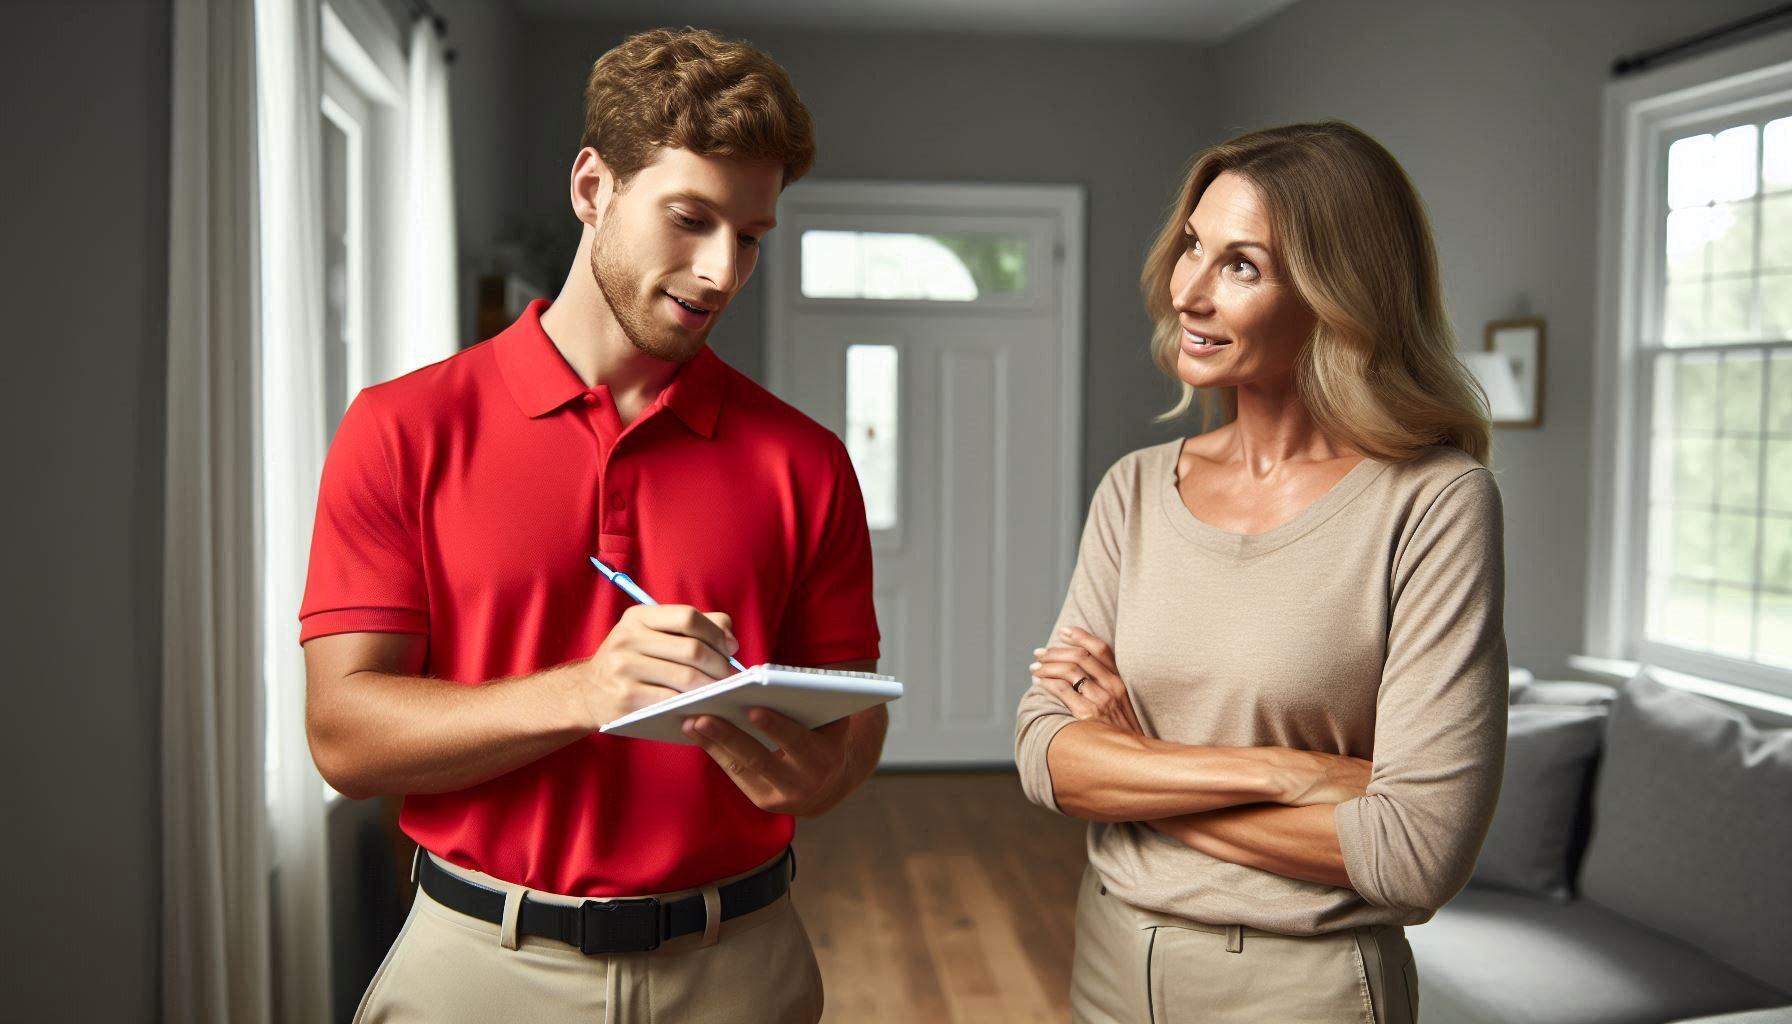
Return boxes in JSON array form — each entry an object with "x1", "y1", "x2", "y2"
[{"x1": 590, "y1": 556, "x2": 747, "y2": 673}]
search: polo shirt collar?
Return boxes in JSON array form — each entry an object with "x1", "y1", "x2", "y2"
[{"x1": 495, "y1": 299, "x2": 726, "y2": 437}]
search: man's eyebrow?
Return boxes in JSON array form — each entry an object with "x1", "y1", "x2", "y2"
[
  {"x1": 1182, "y1": 224, "x2": 1272, "y2": 258},
  {"x1": 665, "y1": 191, "x2": 777, "y2": 231}
]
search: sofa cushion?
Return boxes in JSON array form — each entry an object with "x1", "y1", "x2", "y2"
[
  {"x1": 1511, "y1": 679, "x2": 1619, "y2": 707},
  {"x1": 1578, "y1": 671, "x2": 1792, "y2": 994},
  {"x1": 1408, "y1": 887, "x2": 1788, "y2": 1024},
  {"x1": 1471, "y1": 705, "x2": 1606, "y2": 899},
  {"x1": 1672, "y1": 1009, "x2": 1792, "y2": 1023}
]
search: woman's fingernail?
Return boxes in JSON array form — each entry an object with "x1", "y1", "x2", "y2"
[
  {"x1": 1027, "y1": 661, "x2": 1042, "y2": 671},
  {"x1": 1061, "y1": 628, "x2": 1076, "y2": 638},
  {"x1": 1032, "y1": 647, "x2": 1046, "y2": 657}
]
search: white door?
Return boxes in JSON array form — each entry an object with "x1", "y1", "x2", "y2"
[{"x1": 767, "y1": 183, "x2": 1084, "y2": 765}]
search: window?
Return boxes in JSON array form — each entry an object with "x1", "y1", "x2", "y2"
[
  {"x1": 271, "y1": 0, "x2": 406, "y2": 804},
  {"x1": 844, "y1": 344, "x2": 900, "y2": 530},
  {"x1": 1594, "y1": 32, "x2": 1792, "y2": 699},
  {"x1": 800, "y1": 230, "x2": 1029, "y2": 300}
]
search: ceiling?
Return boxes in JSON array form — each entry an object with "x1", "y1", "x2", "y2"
[{"x1": 506, "y1": 0, "x2": 1304, "y2": 45}]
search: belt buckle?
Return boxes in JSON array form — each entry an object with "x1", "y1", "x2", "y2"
[{"x1": 578, "y1": 897, "x2": 663, "y2": 955}]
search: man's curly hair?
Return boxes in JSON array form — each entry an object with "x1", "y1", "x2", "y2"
[{"x1": 581, "y1": 27, "x2": 815, "y2": 187}]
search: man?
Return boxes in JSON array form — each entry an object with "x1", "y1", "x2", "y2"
[{"x1": 301, "y1": 27, "x2": 882, "y2": 1022}]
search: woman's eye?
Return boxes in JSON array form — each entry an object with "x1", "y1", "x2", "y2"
[
  {"x1": 1183, "y1": 232, "x2": 1200, "y2": 253},
  {"x1": 1230, "y1": 260, "x2": 1259, "y2": 281},
  {"x1": 739, "y1": 235, "x2": 761, "y2": 249},
  {"x1": 671, "y1": 212, "x2": 702, "y2": 229}
]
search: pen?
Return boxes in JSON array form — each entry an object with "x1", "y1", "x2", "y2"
[{"x1": 589, "y1": 556, "x2": 747, "y2": 673}]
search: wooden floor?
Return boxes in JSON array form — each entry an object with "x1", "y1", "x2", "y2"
[{"x1": 791, "y1": 771, "x2": 1089, "y2": 1023}]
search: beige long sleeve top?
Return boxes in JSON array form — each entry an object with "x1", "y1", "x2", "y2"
[{"x1": 1015, "y1": 439, "x2": 1507, "y2": 934}]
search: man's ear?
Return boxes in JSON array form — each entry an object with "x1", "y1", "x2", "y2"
[{"x1": 569, "y1": 147, "x2": 619, "y2": 228}]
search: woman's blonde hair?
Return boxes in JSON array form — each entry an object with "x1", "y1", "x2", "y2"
[{"x1": 1142, "y1": 121, "x2": 1491, "y2": 464}]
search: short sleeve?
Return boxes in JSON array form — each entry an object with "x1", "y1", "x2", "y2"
[
  {"x1": 298, "y1": 392, "x2": 429, "y2": 643},
  {"x1": 773, "y1": 441, "x2": 880, "y2": 666}
]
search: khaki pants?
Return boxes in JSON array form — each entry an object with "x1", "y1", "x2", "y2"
[
  {"x1": 353, "y1": 852, "x2": 824, "y2": 1024},
  {"x1": 1071, "y1": 867, "x2": 1418, "y2": 1024}
]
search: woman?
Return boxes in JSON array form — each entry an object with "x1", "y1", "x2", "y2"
[{"x1": 1014, "y1": 121, "x2": 1506, "y2": 1024}]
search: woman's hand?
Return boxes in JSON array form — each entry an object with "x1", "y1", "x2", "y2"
[{"x1": 1030, "y1": 626, "x2": 1143, "y2": 734}]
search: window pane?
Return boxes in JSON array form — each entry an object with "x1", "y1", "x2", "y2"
[
  {"x1": 1648, "y1": 573, "x2": 1711, "y2": 649},
  {"x1": 1771, "y1": 351, "x2": 1792, "y2": 433},
  {"x1": 1760, "y1": 592, "x2": 1792, "y2": 668},
  {"x1": 1714, "y1": 511, "x2": 1758, "y2": 584},
  {"x1": 1715, "y1": 125, "x2": 1761, "y2": 201},
  {"x1": 1672, "y1": 505, "x2": 1716, "y2": 577},
  {"x1": 1763, "y1": 514, "x2": 1792, "y2": 590},
  {"x1": 1719, "y1": 436, "x2": 1761, "y2": 508},
  {"x1": 1721, "y1": 352, "x2": 1765, "y2": 433},
  {"x1": 1709, "y1": 276, "x2": 1753, "y2": 341},
  {"x1": 1668, "y1": 133, "x2": 1716, "y2": 210},
  {"x1": 1766, "y1": 116, "x2": 1792, "y2": 191},
  {"x1": 1711, "y1": 583, "x2": 1754, "y2": 657},
  {"x1": 1768, "y1": 439, "x2": 1792, "y2": 513},
  {"x1": 1761, "y1": 193, "x2": 1792, "y2": 271},
  {"x1": 1674, "y1": 355, "x2": 1720, "y2": 430},
  {"x1": 1676, "y1": 437, "x2": 1718, "y2": 501},
  {"x1": 1708, "y1": 201, "x2": 1756, "y2": 275},
  {"x1": 845, "y1": 344, "x2": 899, "y2": 530},
  {"x1": 1665, "y1": 208, "x2": 1711, "y2": 280},
  {"x1": 801, "y1": 231, "x2": 1028, "y2": 301},
  {"x1": 1663, "y1": 280, "x2": 1704, "y2": 344},
  {"x1": 1760, "y1": 273, "x2": 1792, "y2": 337}
]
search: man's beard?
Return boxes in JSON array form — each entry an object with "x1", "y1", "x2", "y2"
[{"x1": 590, "y1": 216, "x2": 708, "y2": 363}]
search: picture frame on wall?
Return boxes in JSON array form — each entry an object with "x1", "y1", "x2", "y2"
[{"x1": 1472, "y1": 318, "x2": 1545, "y2": 429}]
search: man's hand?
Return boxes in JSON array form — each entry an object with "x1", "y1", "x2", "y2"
[
  {"x1": 573, "y1": 604, "x2": 739, "y2": 729},
  {"x1": 682, "y1": 707, "x2": 865, "y2": 817}
]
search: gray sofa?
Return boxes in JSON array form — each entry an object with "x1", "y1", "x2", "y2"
[{"x1": 1407, "y1": 670, "x2": 1792, "y2": 1024}]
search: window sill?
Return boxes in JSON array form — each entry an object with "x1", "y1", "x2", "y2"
[{"x1": 1568, "y1": 654, "x2": 1792, "y2": 719}]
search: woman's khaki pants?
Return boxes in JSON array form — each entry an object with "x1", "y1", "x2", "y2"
[
  {"x1": 1071, "y1": 867, "x2": 1419, "y2": 1024},
  {"x1": 353, "y1": 852, "x2": 824, "y2": 1024}
]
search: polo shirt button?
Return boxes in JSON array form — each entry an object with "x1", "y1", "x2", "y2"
[
  {"x1": 581, "y1": 392, "x2": 598, "y2": 406},
  {"x1": 607, "y1": 493, "x2": 627, "y2": 512}
]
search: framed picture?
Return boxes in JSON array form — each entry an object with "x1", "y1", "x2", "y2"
[{"x1": 1476, "y1": 318, "x2": 1545, "y2": 429}]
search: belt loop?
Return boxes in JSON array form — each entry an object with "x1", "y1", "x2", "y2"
[
  {"x1": 1225, "y1": 925, "x2": 1244, "y2": 954},
  {"x1": 499, "y1": 889, "x2": 525, "y2": 950},
  {"x1": 700, "y1": 885, "x2": 722, "y2": 947},
  {"x1": 410, "y1": 847, "x2": 422, "y2": 885}
]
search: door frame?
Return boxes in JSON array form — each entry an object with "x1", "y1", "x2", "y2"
[{"x1": 764, "y1": 180, "x2": 1087, "y2": 598}]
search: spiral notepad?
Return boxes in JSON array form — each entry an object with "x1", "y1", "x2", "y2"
[{"x1": 599, "y1": 664, "x2": 904, "y2": 749}]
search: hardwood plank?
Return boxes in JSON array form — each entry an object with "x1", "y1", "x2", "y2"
[{"x1": 792, "y1": 771, "x2": 1086, "y2": 1022}]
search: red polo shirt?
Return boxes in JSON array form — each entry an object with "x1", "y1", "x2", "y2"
[{"x1": 300, "y1": 300, "x2": 879, "y2": 897}]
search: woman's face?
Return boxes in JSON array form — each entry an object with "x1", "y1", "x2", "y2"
[{"x1": 1169, "y1": 171, "x2": 1317, "y2": 392}]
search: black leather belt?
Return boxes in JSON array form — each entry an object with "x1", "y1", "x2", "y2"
[{"x1": 417, "y1": 849, "x2": 795, "y2": 955}]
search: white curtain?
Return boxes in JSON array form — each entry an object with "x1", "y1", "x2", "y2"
[
  {"x1": 256, "y1": 0, "x2": 335, "y2": 1018},
  {"x1": 162, "y1": 0, "x2": 272, "y2": 1019},
  {"x1": 400, "y1": 16, "x2": 459, "y2": 368},
  {"x1": 162, "y1": 0, "x2": 333, "y2": 1018}
]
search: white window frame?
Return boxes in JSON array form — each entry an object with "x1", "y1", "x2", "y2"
[
  {"x1": 1589, "y1": 27, "x2": 1792, "y2": 702},
  {"x1": 276, "y1": 0, "x2": 407, "y2": 806}
]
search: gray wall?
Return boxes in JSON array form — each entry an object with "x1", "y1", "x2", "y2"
[
  {"x1": 1207, "y1": 0, "x2": 1771, "y2": 677},
  {"x1": 1, "y1": 0, "x2": 170, "y2": 1018},
  {"x1": 512, "y1": 20, "x2": 1212, "y2": 495}
]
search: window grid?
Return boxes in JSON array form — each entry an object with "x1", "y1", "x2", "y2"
[{"x1": 1644, "y1": 110, "x2": 1792, "y2": 673}]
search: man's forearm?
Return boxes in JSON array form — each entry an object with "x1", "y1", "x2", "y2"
[
  {"x1": 1151, "y1": 804, "x2": 1352, "y2": 889},
  {"x1": 1045, "y1": 721, "x2": 1310, "y2": 822},
  {"x1": 308, "y1": 663, "x2": 592, "y2": 800}
]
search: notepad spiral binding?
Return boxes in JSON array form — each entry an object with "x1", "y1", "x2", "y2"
[{"x1": 756, "y1": 664, "x2": 890, "y2": 680}]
